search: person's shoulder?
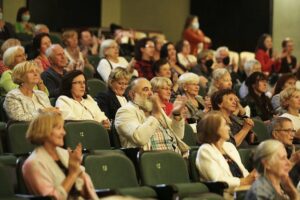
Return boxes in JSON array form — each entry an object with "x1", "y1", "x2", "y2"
[
  {"x1": 6, "y1": 88, "x2": 21, "y2": 97},
  {"x1": 33, "y1": 89, "x2": 48, "y2": 96},
  {"x1": 223, "y1": 141, "x2": 237, "y2": 150}
]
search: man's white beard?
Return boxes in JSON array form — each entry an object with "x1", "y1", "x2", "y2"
[{"x1": 133, "y1": 93, "x2": 153, "y2": 112}]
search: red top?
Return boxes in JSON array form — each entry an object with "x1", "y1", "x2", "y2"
[
  {"x1": 0, "y1": 60, "x2": 9, "y2": 75},
  {"x1": 255, "y1": 49, "x2": 281, "y2": 73},
  {"x1": 164, "y1": 102, "x2": 173, "y2": 116},
  {"x1": 183, "y1": 28, "x2": 205, "y2": 55},
  {"x1": 134, "y1": 60, "x2": 154, "y2": 80}
]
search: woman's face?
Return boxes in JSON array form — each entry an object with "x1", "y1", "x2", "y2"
[
  {"x1": 181, "y1": 40, "x2": 191, "y2": 55},
  {"x1": 141, "y1": 41, "x2": 155, "y2": 59},
  {"x1": 283, "y1": 78, "x2": 296, "y2": 90},
  {"x1": 216, "y1": 73, "x2": 232, "y2": 90},
  {"x1": 265, "y1": 145, "x2": 290, "y2": 179},
  {"x1": 219, "y1": 94, "x2": 238, "y2": 113},
  {"x1": 13, "y1": 49, "x2": 27, "y2": 67},
  {"x1": 184, "y1": 81, "x2": 199, "y2": 97},
  {"x1": 105, "y1": 42, "x2": 119, "y2": 58},
  {"x1": 157, "y1": 63, "x2": 171, "y2": 78},
  {"x1": 255, "y1": 79, "x2": 268, "y2": 94},
  {"x1": 66, "y1": 34, "x2": 78, "y2": 48},
  {"x1": 217, "y1": 117, "x2": 230, "y2": 141},
  {"x1": 71, "y1": 74, "x2": 86, "y2": 100},
  {"x1": 264, "y1": 36, "x2": 273, "y2": 49},
  {"x1": 157, "y1": 85, "x2": 172, "y2": 102},
  {"x1": 40, "y1": 36, "x2": 52, "y2": 54},
  {"x1": 24, "y1": 66, "x2": 41, "y2": 85},
  {"x1": 286, "y1": 91, "x2": 300, "y2": 110},
  {"x1": 167, "y1": 44, "x2": 176, "y2": 60},
  {"x1": 46, "y1": 120, "x2": 66, "y2": 147},
  {"x1": 110, "y1": 78, "x2": 129, "y2": 96}
]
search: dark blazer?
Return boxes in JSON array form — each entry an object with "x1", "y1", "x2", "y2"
[
  {"x1": 96, "y1": 88, "x2": 125, "y2": 120},
  {"x1": 41, "y1": 67, "x2": 66, "y2": 98}
]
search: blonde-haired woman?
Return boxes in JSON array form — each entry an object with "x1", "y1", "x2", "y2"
[
  {"x1": 280, "y1": 87, "x2": 300, "y2": 139},
  {"x1": 23, "y1": 111, "x2": 99, "y2": 200},
  {"x1": 207, "y1": 68, "x2": 232, "y2": 97},
  {"x1": 4, "y1": 61, "x2": 54, "y2": 121}
]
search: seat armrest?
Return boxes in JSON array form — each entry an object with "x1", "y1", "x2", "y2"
[
  {"x1": 201, "y1": 181, "x2": 229, "y2": 195},
  {"x1": 95, "y1": 188, "x2": 117, "y2": 197},
  {"x1": 150, "y1": 184, "x2": 177, "y2": 200}
]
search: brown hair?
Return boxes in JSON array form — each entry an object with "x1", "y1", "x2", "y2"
[{"x1": 196, "y1": 111, "x2": 223, "y2": 144}]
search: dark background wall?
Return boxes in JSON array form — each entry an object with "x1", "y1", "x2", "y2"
[
  {"x1": 190, "y1": 0, "x2": 273, "y2": 52},
  {"x1": 27, "y1": 0, "x2": 101, "y2": 31}
]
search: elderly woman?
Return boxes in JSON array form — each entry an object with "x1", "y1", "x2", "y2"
[
  {"x1": 97, "y1": 39, "x2": 135, "y2": 82},
  {"x1": 150, "y1": 77, "x2": 174, "y2": 116},
  {"x1": 245, "y1": 140, "x2": 299, "y2": 200},
  {"x1": 96, "y1": 67, "x2": 131, "y2": 120},
  {"x1": 0, "y1": 38, "x2": 21, "y2": 75},
  {"x1": 280, "y1": 87, "x2": 300, "y2": 139},
  {"x1": 211, "y1": 89, "x2": 255, "y2": 147},
  {"x1": 4, "y1": 61, "x2": 53, "y2": 121},
  {"x1": 207, "y1": 68, "x2": 232, "y2": 97},
  {"x1": 178, "y1": 72, "x2": 210, "y2": 124},
  {"x1": 243, "y1": 71, "x2": 275, "y2": 121},
  {"x1": 32, "y1": 32, "x2": 52, "y2": 71},
  {"x1": 55, "y1": 70, "x2": 110, "y2": 129},
  {"x1": 23, "y1": 111, "x2": 99, "y2": 200},
  {"x1": 196, "y1": 111, "x2": 256, "y2": 190}
]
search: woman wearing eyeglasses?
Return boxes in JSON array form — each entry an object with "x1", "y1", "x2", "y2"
[
  {"x1": 280, "y1": 87, "x2": 300, "y2": 140},
  {"x1": 55, "y1": 70, "x2": 110, "y2": 129}
]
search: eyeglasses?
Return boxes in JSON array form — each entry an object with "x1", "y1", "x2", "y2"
[
  {"x1": 72, "y1": 81, "x2": 86, "y2": 85},
  {"x1": 275, "y1": 129, "x2": 296, "y2": 134}
]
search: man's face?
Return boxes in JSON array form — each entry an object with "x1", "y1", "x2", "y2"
[
  {"x1": 50, "y1": 45, "x2": 67, "y2": 68},
  {"x1": 132, "y1": 79, "x2": 153, "y2": 112},
  {"x1": 80, "y1": 31, "x2": 92, "y2": 46},
  {"x1": 273, "y1": 121, "x2": 295, "y2": 146}
]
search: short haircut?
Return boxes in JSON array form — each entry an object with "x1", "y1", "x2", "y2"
[
  {"x1": 196, "y1": 111, "x2": 223, "y2": 144},
  {"x1": 3, "y1": 45, "x2": 25, "y2": 68},
  {"x1": 252, "y1": 139, "x2": 284, "y2": 174},
  {"x1": 152, "y1": 58, "x2": 168, "y2": 75},
  {"x1": 207, "y1": 68, "x2": 230, "y2": 96},
  {"x1": 215, "y1": 46, "x2": 229, "y2": 59},
  {"x1": 108, "y1": 67, "x2": 131, "y2": 89},
  {"x1": 280, "y1": 87, "x2": 300, "y2": 109},
  {"x1": 271, "y1": 117, "x2": 292, "y2": 134},
  {"x1": 243, "y1": 59, "x2": 261, "y2": 77},
  {"x1": 245, "y1": 71, "x2": 267, "y2": 89},
  {"x1": 273, "y1": 73, "x2": 296, "y2": 95},
  {"x1": 62, "y1": 30, "x2": 78, "y2": 47},
  {"x1": 150, "y1": 77, "x2": 172, "y2": 92},
  {"x1": 60, "y1": 70, "x2": 88, "y2": 99},
  {"x1": 1, "y1": 38, "x2": 21, "y2": 56},
  {"x1": 26, "y1": 111, "x2": 64, "y2": 145},
  {"x1": 178, "y1": 72, "x2": 199, "y2": 90},
  {"x1": 12, "y1": 61, "x2": 40, "y2": 85},
  {"x1": 99, "y1": 39, "x2": 116, "y2": 58},
  {"x1": 34, "y1": 24, "x2": 49, "y2": 35},
  {"x1": 127, "y1": 77, "x2": 148, "y2": 100},
  {"x1": 211, "y1": 89, "x2": 236, "y2": 110},
  {"x1": 45, "y1": 44, "x2": 62, "y2": 60}
]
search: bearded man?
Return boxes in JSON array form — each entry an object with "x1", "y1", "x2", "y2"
[{"x1": 114, "y1": 78, "x2": 189, "y2": 155}]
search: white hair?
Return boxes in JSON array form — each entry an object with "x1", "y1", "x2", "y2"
[
  {"x1": 244, "y1": 59, "x2": 261, "y2": 77},
  {"x1": 215, "y1": 46, "x2": 229, "y2": 59},
  {"x1": 45, "y1": 44, "x2": 61, "y2": 59},
  {"x1": 178, "y1": 72, "x2": 199, "y2": 89},
  {"x1": 207, "y1": 68, "x2": 230, "y2": 96},
  {"x1": 3, "y1": 45, "x2": 25, "y2": 68},
  {"x1": 99, "y1": 39, "x2": 117, "y2": 58}
]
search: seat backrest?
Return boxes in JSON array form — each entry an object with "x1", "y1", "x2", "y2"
[
  {"x1": 239, "y1": 51, "x2": 255, "y2": 68},
  {"x1": 188, "y1": 149, "x2": 200, "y2": 182},
  {"x1": 109, "y1": 122, "x2": 121, "y2": 148},
  {"x1": 84, "y1": 153, "x2": 139, "y2": 189},
  {"x1": 238, "y1": 148, "x2": 254, "y2": 171},
  {"x1": 0, "y1": 164, "x2": 14, "y2": 197},
  {"x1": 87, "y1": 78, "x2": 108, "y2": 98},
  {"x1": 139, "y1": 151, "x2": 190, "y2": 185},
  {"x1": 183, "y1": 123, "x2": 198, "y2": 147},
  {"x1": 64, "y1": 120, "x2": 111, "y2": 151},
  {"x1": 252, "y1": 118, "x2": 270, "y2": 142},
  {"x1": 87, "y1": 55, "x2": 101, "y2": 70},
  {"x1": 16, "y1": 156, "x2": 29, "y2": 194},
  {"x1": 0, "y1": 96, "x2": 8, "y2": 122},
  {"x1": 7, "y1": 122, "x2": 34, "y2": 155}
]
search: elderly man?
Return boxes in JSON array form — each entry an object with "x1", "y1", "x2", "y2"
[
  {"x1": 271, "y1": 117, "x2": 300, "y2": 186},
  {"x1": 41, "y1": 44, "x2": 67, "y2": 98},
  {"x1": 114, "y1": 78, "x2": 188, "y2": 155}
]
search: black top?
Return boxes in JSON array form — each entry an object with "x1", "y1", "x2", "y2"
[
  {"x1": 280, "y1": 56, "x2": 297, "y2": 73},
  {"x1": 41, "y1": 67, "x2": 67, "y2": 98},
  {"x1": 223, "y1": 154, "x2": 243, "y2": 178}
]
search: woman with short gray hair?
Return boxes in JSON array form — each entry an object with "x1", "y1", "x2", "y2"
[{"x1": 246, "y1": 139, "x2": 299, "y2": 200}]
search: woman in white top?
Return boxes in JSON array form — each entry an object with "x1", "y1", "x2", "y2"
[
  {"x1": 176, "y1": 39, "x2": 197, "y2": 70},
  {"x1": 55, "y1": 70, "x2": 110, "y2": 129},
  {"x1": 280, "y1": 87, "x2": 300, "y2": 139},
  {"x1": 97, "y1": 39, "x2": 136, "y2": 82},
  {"x1": 4, "y1": 61, "x2": 54, "y2": 121}
]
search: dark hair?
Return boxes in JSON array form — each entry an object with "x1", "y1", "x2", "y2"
[
  {"x1": 196, "y1": 111, "x2": 223, "y2": 144},
  {"x1": 245, "y1": 72, "x2": 267, "y2": 90},
  {"x1": 255, "y1": 33, "x2": 272, "y2": 56},
  {"x1": 273, "y1": 73, "x2": 296, "y2": 95},
  {"x1": 211, "y1": 89, "x2": 236, "y2": 110},
  {"x1": 60, "y1": 70, "x2": 88, "y2": 99},
  {"x1": 110, "y1": 23, "x2": 123, "y2": 35},
  {"x1": 16, "y1": 7, "x2": 29, "y2": 22},
  {"x1": 160, "y1": 42, "x2": 174, "y2": 59},
  {"x1": 134, "y1": 37, "x2": 153, "y2": 61},
  {"x1": 152, "y1": 58, "x2": 168, "y2": 75},
  {"x1": 32, "y1": 33, "x2": 51, "y2": 58},
  {"x1": 183, "y1": 15, "x2": 197, "y2": 30},
  {"x1": 175, "y1": 40, "x2": 185, "y2": 53},
  {"x1": 78, "y1": 28, "x2": 92, "y2": 40}
]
